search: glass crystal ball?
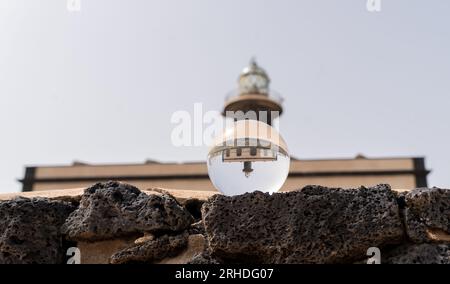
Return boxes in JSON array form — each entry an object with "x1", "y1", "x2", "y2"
[{"x1": 207, "y1": 120, "x2": 290, "y2": 196}]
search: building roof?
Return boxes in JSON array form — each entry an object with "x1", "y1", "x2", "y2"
[{"x1": 20, "y1": 156, "x2": 429, "y2": 192}]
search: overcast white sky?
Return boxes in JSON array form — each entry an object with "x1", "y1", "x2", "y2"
[{"x1": 0, "y1": 0, "x2": 449, "y2": 193}]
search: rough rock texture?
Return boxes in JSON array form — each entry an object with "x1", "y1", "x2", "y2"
[
  {"x1": 187, "y1": 251, "x2": 222, "y2": 264},
  {"x1": 188, "y1": 220, "x2": 206, "y2": 236},
  {"x1": 0, "y1": 197, "x2": 76, "y2": 264},
  {"x1": 1, "y1": 182, "x2": 448, "y2": 264},
  {"x1": 61, "y1": 181, "x2": 193, "y2": 241},
  {"x1": 158, "y1": 234, "x2": 206, "y2": 264},
  {"x1": 202, "y1": 184, "x2": 404, "y2": 264},
  {"x1": 402, "y1": 187, "x2": 450, "y2": 243},
  {"x1": 109, "y1": 232, "x2": 188, "y2": 264},
  {"x1": 384, "y1": 243, "x2": 450, "y2": 264}
]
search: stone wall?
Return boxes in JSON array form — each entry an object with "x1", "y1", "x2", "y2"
[{"x1": 0, "y1": 181, "x2": 448, "y2": 264}]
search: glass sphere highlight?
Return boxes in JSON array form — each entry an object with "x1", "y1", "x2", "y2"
[{"x1": 207, "y1": 120, "x2": 290, "y2": 196}]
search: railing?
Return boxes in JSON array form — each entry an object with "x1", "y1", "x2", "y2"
[{"x1": 224, "y1": 89, "x2": 284, "y2": 104}]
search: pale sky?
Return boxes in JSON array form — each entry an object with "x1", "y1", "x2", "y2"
[{"x1": 0, "y1": 0, "x2": 449, "y2": 193}]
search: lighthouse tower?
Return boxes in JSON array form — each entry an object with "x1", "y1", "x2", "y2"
[{"x1": 223, "y1": 59, "x2": 283, "y2": 125}]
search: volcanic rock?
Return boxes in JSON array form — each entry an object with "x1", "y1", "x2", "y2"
[
  {"x1": 61, "y1": 181, "x2": 193, "y2": 241},
  {"x1": 0, "y1": 197, "x2": 76, "y2": 264},
  {"x1": 110, "y1": 232, "x2": 188, "y2": 264},
  {"x1": 402, "y1": 187, "x2": 450, "y2": 243},
  {"x1": 202, "y1": 184, "x2": 404, "y2": 263},
  {"x1": 384, "y1": 243, "x2": 450, "y2": 264}
]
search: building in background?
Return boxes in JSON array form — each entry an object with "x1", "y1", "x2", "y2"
[{"x1": 20, "y1": 60, "x2": 429, "y2": 192}]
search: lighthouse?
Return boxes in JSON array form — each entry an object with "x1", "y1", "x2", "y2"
[{"x1": 223, "y1": 58, "x2": 283, "y2": 126}]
